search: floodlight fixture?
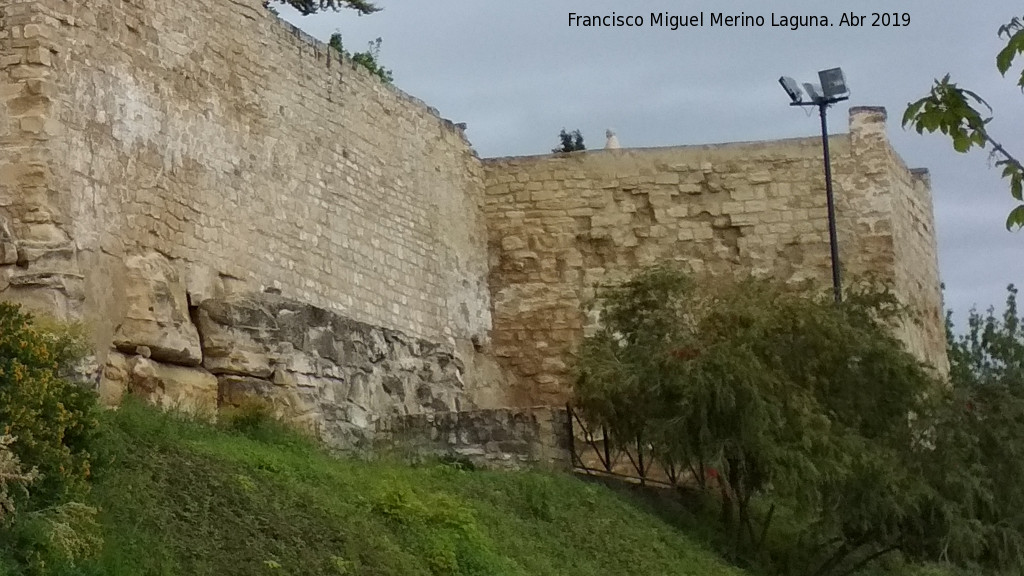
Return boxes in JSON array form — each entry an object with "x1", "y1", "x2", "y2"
[
  {"x1": 818, "y1": 67, "x2": 848, "y2": 99},
  {"x1": 802, "y1": 82, "x2": 823, "y2": 103},
  {"x1": 778, "y1": 76, "x2": 803, "y2": 104},
  {"x1": 777, "y1": 66, "x2": 850, "y2": 303}
]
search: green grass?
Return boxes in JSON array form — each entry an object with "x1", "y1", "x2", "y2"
[{"x1": 51, "y1": 401, "x2": 746, "y2": 576}]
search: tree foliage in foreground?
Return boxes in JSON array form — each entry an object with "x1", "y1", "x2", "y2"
[
  {"x1": 903, "y1": 16, "x2": 1024, "y2": 230},
  {"x1": 0, "y1": 304, "x2": 96, "y2": 506},
  {"x1": 574, "y1": 266, "x2": 1024, "y2": 575},
  {"x1": 266, "y1": 0, "x2": 379, "y2": 16},
  {"x1": 0, "y1": 304, "x2": 101, "y2": 574},
  {"x1": 929, "y1": 285, "x2": 1024, "y2": 570}
]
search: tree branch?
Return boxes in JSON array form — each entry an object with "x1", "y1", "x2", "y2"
[{"x1": 835, "y1": 545, "x2": 899, "y2": 576}]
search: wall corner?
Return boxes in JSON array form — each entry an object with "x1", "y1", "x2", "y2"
[
  {"x1": 0, "y1": 0, "x2": 82, "y2": 319},
  {"x1": 848, "y1": 106, "x2": 890, "y2": 154}
]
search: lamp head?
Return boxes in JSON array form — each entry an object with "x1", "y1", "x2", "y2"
[
  {"x1": 802, "y1": 82, "x2": 823, "y2": 103},
  {"x1": 818, "y1": 67, "x2": 849, "y2": 99},
  {"x1": 778, "y1": 76, "x2": 803, "y2": 103}
]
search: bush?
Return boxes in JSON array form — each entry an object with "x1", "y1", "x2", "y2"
[
  {"x1": 0, "y1": 304, "x2": 100, "y2": 573},
  {"x1": 915, "y1": 285, "x2": 1024, "y2": 572},
  {"x1": 328, "y1": 33, "x2": 393, "y2": 84},
  {"x1": 552, "y1": 129, "x2": 585, "y2": 153},
  {"x1": 0, "y1": 303, "x2": 97, "y2": 507},
  {"x1": 0, "y1": 435, "x2": 36, "y2": 525},
  {"x1": 3, "y1": 501, "x2": 102, "y2": 574}
]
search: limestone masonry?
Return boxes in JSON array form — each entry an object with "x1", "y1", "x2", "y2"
[
  {"x1": 0, "y1": 0, "x2": 945, "y2": 451},
  {"x1": 484, "y1": 109, "x2": 945, "y2": 404}
]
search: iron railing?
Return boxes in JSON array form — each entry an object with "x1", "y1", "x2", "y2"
[{"x1": 565, "y1": 404, "x2": 689, "y2": 488}]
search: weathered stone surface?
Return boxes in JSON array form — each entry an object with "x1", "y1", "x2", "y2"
[
  {"x1": 22, "y1": 0, "x2": 493, "y2": 353},
  {"x1": 483, "y1": 108, "x2": 947, "y2": 405},
  {"x1": 194, "y1": 298, "x2": 276, "y2": 378},
  {"x1": 127, "y1": 356, "x2": 218, "y2": 417},
  {"x1": 97, "y1": 350, "x2": 129, "y2": 407},
  {"x1": 0, "y1": 242, "x2": 16, "y2": 265},
  {"x1": 112, "y1": 254, "x2": 202, "y2": 366},
  {"x1": 0, "y1": 0, "x2": 944, "y2": 422},
  {"x1": 200, "y1": 293, "x2": 468, "y2": 449},
  {"x1": 380, "y1": 407, "x2": 571, "y2": 470},
  {"x1": 218, "y1": 375, "x2": 324, "y2": 435}
]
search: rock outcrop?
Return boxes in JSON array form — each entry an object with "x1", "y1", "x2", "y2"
[{"x1": 112, "y1": 254, "x2": 202, "y2": 366}]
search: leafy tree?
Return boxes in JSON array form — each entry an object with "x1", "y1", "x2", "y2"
[
  {"x1": 574, "y1": 266, "x2": 942, "y2": 575},
  {"x1": 918, "y1": 285, "x2": 1024, "y2": 572},
  {"x1": 903, "y1": 17, "x2": 1024, "y2": 230},
  {"x1": 265, "y1": 0, "x2": 379, "y2": 16},
  {"x1": 553, "y1": 129, "x2": 585, "y2": 153}
]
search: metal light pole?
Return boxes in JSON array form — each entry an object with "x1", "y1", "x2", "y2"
[
  {"x1": 779, "y1": 69, "x2": 849, "y2": 304},
  {"x1": 817, "y1": 101, "x2": 843, "y2": 305}
]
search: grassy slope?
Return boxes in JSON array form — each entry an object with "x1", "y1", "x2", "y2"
[{"x1": 67, "y1": 403, "x2": 746, "y2": 576}]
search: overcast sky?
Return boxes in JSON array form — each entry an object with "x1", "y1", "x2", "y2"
[{"x1": 280, "y1": 0, "x2": 1023, "y2": 328}]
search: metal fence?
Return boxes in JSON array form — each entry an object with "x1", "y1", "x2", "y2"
[{"x1": 565, "y1": 404, "x2": 690, "y2": 488}]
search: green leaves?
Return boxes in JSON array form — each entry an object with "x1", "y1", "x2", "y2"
[
  {"x1": 933, "y1": 285, "x2": 1024, "y2": 571},
  {"x1": 904, "y1": 15, "x2": 1024, "y2": 231},
  {"x1": 553, "y1": 129, "x2": 586, "y2": 153},
  {"x1": 574, "y1": 267, "x2": 941, "y2": 574},
  {"x1": 1007, "y1": 205, "x2": 1024, "y2": 230},
  {"x1": 996, "y1": 17, "x2": 1024, "y2": 86},
  {"x1": 271, "y1": 0, "x2": 379, "y2": 16},
  {"x1": 0, "y1": 304, "x2": 97, "y2": 508},
  {"x1": 328, "y1": 34, "x2": 394, "y2": 84},
  {"x1": 901, "y1": 76, "x2": 991, "y2": 151}
]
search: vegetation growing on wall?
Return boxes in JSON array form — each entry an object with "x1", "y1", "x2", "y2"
[
  {"x1": 329, "y1": 33, "x2": 394, "y2": 84},
  {"x1": 552, "y1": 129, "x2": 585, "y2": 153}
]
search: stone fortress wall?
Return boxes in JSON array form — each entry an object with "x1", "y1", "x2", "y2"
[
  {"x1": 0, "y1": 0, "x2": 493, "y2": 360},
  {"x1": 0, "y1": 0, "x2": 510, "y2": 436},
  {"x1": 483, "y1": 108, "x2": 945, "y2": 405},
  {"x1": 0, "y1": 0, "x2": 946, "y2": 452}
]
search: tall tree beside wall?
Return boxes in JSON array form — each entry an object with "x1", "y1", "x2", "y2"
[{"x1": 572, "y1": 266, "x2": 1024, "y2": 574}]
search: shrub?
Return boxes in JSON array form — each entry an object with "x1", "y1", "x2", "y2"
[
  {"x1": 0, "y1": 435, "x2": 36, "y2": 525},
  {"x1": 328, "y1": 33, "x2": 393, "y2": 84},
  {"x1": 0, "y1": 303, "x2": 96, "y2": 507},
  {"x1": 4, "y1": 501, "x2": 102, "y2": 574},
  {"x1": 552, "y1": 129, "x2": 585, "y2": 153},
  {"x1": 0, "y1": 304, "x2": 100, "y2": 573}
]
